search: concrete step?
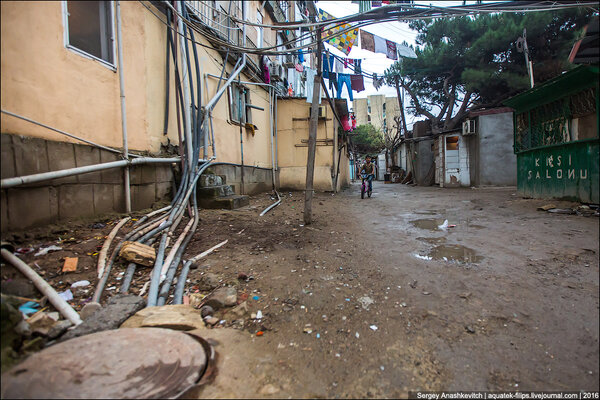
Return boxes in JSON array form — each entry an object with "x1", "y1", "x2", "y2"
[
  {"x1": 197, "y1": 184, "x2": 235, "y2": 198},
  {"x1": 198, "y1": 195, "x2": 249, "y2": 210},
  {"x1": 199, "y1": 174, "x2": 227, "y2": 188}
]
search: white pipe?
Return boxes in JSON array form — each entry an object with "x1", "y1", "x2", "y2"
[
  {"x1": 1, "y1": 249, "x2": 83, "y2": 326},
  {"x1": 160, "y1": 215, "x2": 194, "y2": 282},
  {"x1": 269, "y1": 87, "x2": 276, "y2": 190},
  {"x1": 1, "y1": 157, "x2": 181, "y2": 189},
  {"x1": 116, "y1": 1, "x2": 132, "y2": 213},
  {"x1": 97, "y1": 217, "x2": 130, "y2": 279},
  {"x1": 188, "y1": 240, "x2": 228, "y2": 263},
  {"x1": 176, "y1": 0, "x2": 194, "y2": 171}
]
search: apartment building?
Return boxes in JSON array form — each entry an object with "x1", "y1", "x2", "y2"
[{"x1": 352, "y1": 95, "x2": 400, "y2": 133}]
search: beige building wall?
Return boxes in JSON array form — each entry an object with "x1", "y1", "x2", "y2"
[
  {"x1": 277, "y1": 99, "x2": 348, "y2": 191},
  {"x1": 1, "y1": 1, "x2": 275, "y2": 170},
  {"x1": 352, "y1": 95, "x2": 401, "y2": 134}
]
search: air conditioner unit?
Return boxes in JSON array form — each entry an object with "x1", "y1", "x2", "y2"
[
  {"x1": 462, "y1": 119, "x2": 476, "y2": 135},
  {"x1": 271, "y1": 62, "x2": 284, "y2": 81},
  {"x1": 318, "y1": 106, "x2": 325, "y2": 118}
]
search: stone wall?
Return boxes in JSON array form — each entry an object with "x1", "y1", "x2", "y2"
[
  {"x1": 1, "y1": 134, "x2": 173, "y2": 232},
  {"x1": 210, "y1": 164, "x2": 275, "y2": 195}
]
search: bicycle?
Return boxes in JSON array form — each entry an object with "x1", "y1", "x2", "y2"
[{"x1": 360, "y1": 173, "x2": 372, "y2": 199}]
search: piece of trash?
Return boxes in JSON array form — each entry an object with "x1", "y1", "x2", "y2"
[
  {"x1": 237, "y1": 272, "x2": 248, "y2": 280},
  {"x1": 380, "y1": 366, "x2": 385, "y2": 371},
  {"x1": 465, "y1": 325, "x2": 476, "y2": 334},
  {"x1": 71, "y1": 280, "x2": 90, "y2": 288},
  {"x1": 18, "y1": 302, "x2": 40, "y2": 316},
  {"x1": 58, "y1": 289, "x2": 73, "y2": 301},
  {"x1": 448, "y1": 224, "x2": 456, "y2": 228},
  {"x1": 438, "y1": 220, "x2": 449, "y2": 230},
  {"x1": 16, "y1": 248, "x2": 34, "y2": 254},
  {"x1": 62, "y1": 257, "x2": 78, "y2": 272},
  {"x1": 303, "y1": 327, "x2": 313, "y2": 334},
  {"x1": 35, "y1": 245, "x2": 62, "y2": 257},
  {"x1": 422, "y1": 291, "x2": 431, "y2": 295},
  {"x1": 256, "y1": 310, "x2": 263, "y2": 319},
  {"x1": 537, "y1": 204, "x2": 556, "y2": 211},
  {"x1": 369, "y1": 325, "x2": 378, "y2": 331},
  {"x1": 355, "y1": 332, "x2": 360, "y2": 338},
  {"x1": 409, "y1": 280, "x2": 418, "y2": 289},
  {"x1": 256, "y1": 331, "x2": 264, "y2": 336},
  {"x1": 90, "y1": 222, "x2": 106, "y2": 229},
  {"x1": 316, "y1": 333, "x2": 320, "y2": 339},
  {"x1": 252, "y1": 295, "x2": 260, "y2": 301},
  {"x1": 547, "y1": 208, "x2": 576, "y2": 214}
]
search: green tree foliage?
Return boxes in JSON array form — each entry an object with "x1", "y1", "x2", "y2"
[
  {"x1": 349, "y1": 124, "x2": 385, "y2": 156},
  {"x1": 385, "y1": 9, "x2": 594, "y2": 132}
]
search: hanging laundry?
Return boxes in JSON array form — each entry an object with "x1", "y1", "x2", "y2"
[
  {"x1": 322, "y1": 53, "x2": 331, "y2": 79},
  {"x1": 305, "y1": 68, "x2": 322, "y2": 104},
  {"x1": 341, "y1": 114, "x2": 352, "y2": 131},
  {"x1": 351, "y1": 114, "x2": 357, "y2": 130},
  {"x1": 288, "y1": 84, "x2": 293, "y2": 96},
  {"x1": 360, "y1": 30, "x2": 375, "y2": 52},
  {"x1": 336, "y1": 74, "x2": 353, "y2": 101},
  {"x1": 386, "y1": 40, "x2": 398, "y2": 60},
  {"x1": 328, "y1": 72, "x2": 338, "y2": 95},
  {"x1": 374, "y1": 35, "x2": 387, "y2": 55},
  {"x1": 334, "y1": 57, "x2": 343, "y2": 73},
  {"x1": 344, "y1": 58, "x2": 349, "y2": 68},
  {"x1": 318, "y1": 9, "x2": 359, "y2": 55},
  {"x1": 350, "y1": 74, "x2": 365, "y2": 92},
  {"x1": 261, "y1": 55, "x2": 271, "y2": 84},
  {"x1": 371, "y1": 1, "x2": 382, "y2": 7},
  {"x1": 353, "y1": 59, "x2": 362, "y2": 74},
  {"x1": 298, "y1": 49, "x2": 304, "y2": 63},
  {"x1": 397, "y1": 43, "x2": 417, "y2": 58},
  {"x1": 295, "y1": 63, "x2": 304, "y2": 72}
]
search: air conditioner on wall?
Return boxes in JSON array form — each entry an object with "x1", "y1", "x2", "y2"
[
  {"x1": 271, "y1": 62, "x2": 284, "y2": 81},
  {"x1": 462, "y1": 119, "x2": 476, "y2": 135}
]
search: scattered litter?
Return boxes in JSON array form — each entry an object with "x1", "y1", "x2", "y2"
[
  {"x1": 409, "y1": 280, "x2": 418, "y2": 289},
  {"x1": 106, "y1": 286, "x2": 116, "y2": 291},
  {"x1": 369, "y1": 325, "x2": 378, "y2": 331},
  {"x1": 255, "y1": 310, "x2": 263, "y2": 320},
  {"x1": 256, "y1": 331, "x2": 264, "y2": 336},
  {"x1": 414, "y1": 254, "x2": 432, "y2": 261},
  {"x1": 547, "y1": 208, "x2": 576, "y2": 214},
  {"x1": 252, "y1": 295, "x2": 260, "y2": 301},
  {"x1": 35, "y1": 245, "x2": 62, "y2": 257},
  {"x1": 448, "y1": 224, "x2": 456, "y2": 228},
  {"x1": 237, "y1": 228, "x2": 245, "y2": 235},
  {"x1": 380, "y1": 366, "x2": 385, "y2": 371},
  {"x1": 335, "y1": 353, "x2": 341, "y2": 358},
  {"x1": 422, "y1": 291, "x2": 431, "y2": 295},
  {"x1": 465, "y1": 325, "x2": 476, "y2": 334},
  {"x1": 139, "y1": 281, "x2": 150, "y2": 296},
  {"x1": 71, "y1": 280, "x2": 90, "y2": 288},
  {"x1": 90, "y1": 222, "x2": 107, "y2": 229},
  {"x1": 316, "y1": 333, "x2": 320, "y2": 339},
  {"x1": 358, "y1": 296, "x2": 374, "y2": 310},
  {"x1": 62, "y1": 257, "x2": 78, "y2": 272},
  {"x1": 355, "y1": 332, "x2": 360, "y2": 338},
  {"x1": 16, "y1": 248, "x2": 34, "y2": 254},
  {"x1": 438, "y1": 220, "x2": 449, "y2": 230},
  {"x1": 537, "y1": 204, "x2": 556, "y2": 211},
  {"x1": 58, "y1": 289, "x2": 73, "y2": 301},
  {"x1": 18, "y1": 302, "x2": 40, "y2": 316}
]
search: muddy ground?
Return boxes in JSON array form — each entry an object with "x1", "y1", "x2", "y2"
[{"x1": 1, "y1": 182, "x2": 598, "y2": 398}]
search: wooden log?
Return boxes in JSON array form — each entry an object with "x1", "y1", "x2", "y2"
[{"x1": 119, "y1": 241, "x2": 156, "y2": 267}]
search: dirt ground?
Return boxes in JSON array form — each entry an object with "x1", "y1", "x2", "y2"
[{"x1": 1, "y1": 181, "x2": 599, "y2": 398}]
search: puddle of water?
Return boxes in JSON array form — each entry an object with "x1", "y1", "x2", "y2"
[
  {"x1": 410, "y1": 218, "x2": 444, "y2": 231},
  {"x1": 429, "y1": 245, "x2": 483, "y2": 264},
  {"x1": 417, "y1": 237, "x2": 447, "y2": 244}
]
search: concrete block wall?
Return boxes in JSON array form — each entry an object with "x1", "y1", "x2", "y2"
[
  {"x1": 210, "y1": 164, "x2": 275, "y2": 195},
  {"x1": 1, "y1": 134, "x2": 173, "y2": 233}
]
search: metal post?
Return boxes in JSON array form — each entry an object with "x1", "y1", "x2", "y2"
[
  {"x1": 176, "y1": 1, "x2": 194, "y2": 170},
  {"x1": 116, "y1": 1, "x2": 131, "y2": 213},
  {"x1": 303, "y1": 27, "x2": 323, "y2": 225}
]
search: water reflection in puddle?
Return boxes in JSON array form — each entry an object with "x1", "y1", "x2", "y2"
[
  {"x1": 414, "y1": 244, "x2": 483, "y2": 264},
  {"x1": 410, "y1": 219, "x2": 444, "y2": 231}
]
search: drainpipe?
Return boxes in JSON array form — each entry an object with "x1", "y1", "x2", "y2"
[
  {"x1": 116, "y1": 1, "x2": 131, "y2": 213},
  {"x1": 176, "y1": 0, "x2": 194, "y2": 171},
  {"x1": 239, "y1": 80, "x2": 245, "y2": 195},
  {"x1": 269, "y1": 86, "x2": 276, "y2": 190}
]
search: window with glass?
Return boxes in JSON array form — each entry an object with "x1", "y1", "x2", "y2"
[{"x1": 65, "y1": 1, "x2": 114, "y2": 65}]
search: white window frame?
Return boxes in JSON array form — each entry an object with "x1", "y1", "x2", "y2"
[{"x1": 62, "y1": 1, "x2": 117, "y2": 71}]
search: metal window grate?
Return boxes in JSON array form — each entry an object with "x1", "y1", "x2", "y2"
[{"x1": 514, "y1": 88, "x2": 597, "y2": 154}]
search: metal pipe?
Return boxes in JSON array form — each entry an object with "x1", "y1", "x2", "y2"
[
  {"x1": 97, "y1": 217, "x2": 130, "y2": 279},
  {"x1": 205, "y1": 73, "x2": 277, "y2": 90},
  {"x1": 260, "y1": 191, "x2": 281, "y2": 216},
  {"x1": 173, "y1": 260, "x2": 191, "y2": 304},
  {"x1": 132, "y1": 205, "x2": 172, "y2": 228},
  {"x1": 176, "y1": 0, "x2": 194, "y2": 171},
  {"x1": 1, "y1": 157, "x2": 181, "y2": 189},
  {"x1": 1, "y1": 249, "x2": 82, "y2": 326},
  {"x1": 116, "y1": 1, "x2": 131, "y2": 213},
  {"x1": 274, "y1": 93, "x2": 278, "y2": 173},
  {"x1": 204, "y1": 54, "x2": 246, "y2": 112},
  {"x1": 269, "y1": 87, "x2": 276, "y2": 190}
]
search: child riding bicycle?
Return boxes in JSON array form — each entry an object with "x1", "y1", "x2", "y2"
[{"x1": 360, "y1": 156, "x2": 375, "y2": 194}]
